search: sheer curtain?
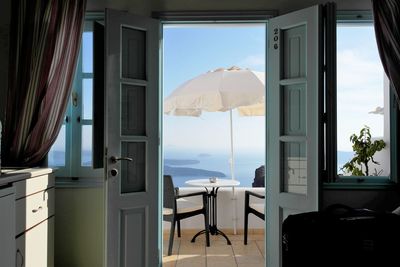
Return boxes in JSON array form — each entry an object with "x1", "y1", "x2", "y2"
[
  {"x1": 3, "y1": 0, "x2": 86, "y2": 166},
  {"x1": 372, "y1": 0, "x2": 400, "y2": 106}
]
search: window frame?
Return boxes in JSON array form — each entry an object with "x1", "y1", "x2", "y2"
[
  {"x1": 324, "y1": 11, "x2": 399, "y2": 187},
  {"x1": 48, "y1": 13, "x2": 104, "y2": 179}
]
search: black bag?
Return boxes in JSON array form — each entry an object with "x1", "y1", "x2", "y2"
[{"x1": 282, "y1": 204, "x2": 400, "y2": 267}]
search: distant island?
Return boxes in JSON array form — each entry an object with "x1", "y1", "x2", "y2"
[
  {"x1": 164, "y1": 159, "x2": 200, "y2": 166},
  {"x1": 197, "y1": 153, "x2": 211, "y2": 157},
  {"x1": 164, "y1": 165, "x2": 225, "y2": 177}
]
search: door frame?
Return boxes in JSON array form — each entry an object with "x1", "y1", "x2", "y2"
[{"x1": 155, "y1": 10, "x2": 276, "y2": 264}]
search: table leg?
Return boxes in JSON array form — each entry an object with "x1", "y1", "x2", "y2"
[{"x1": 191, "y1": 187, "x2": 232, "y2": 245}]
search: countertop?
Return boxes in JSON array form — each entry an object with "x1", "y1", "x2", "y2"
[{"x1": 0, "y1": 168, "x2": 53, "y2": 186}]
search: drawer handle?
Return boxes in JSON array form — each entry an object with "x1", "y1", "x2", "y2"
[
  {"x1": 16, "y1": 249, "x2": 24, "y2": 267},
  {"x1": 32, "y1": 206, "x2": 43, "y2": 213}
]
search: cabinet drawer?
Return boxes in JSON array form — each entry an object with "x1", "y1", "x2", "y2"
[
  {"x1": 14, "y1": 173, "x2": 55, "y2": 199},
  {"x1": 16, "y1": 217, "x2": 54, "y2": 267},
  {"x1": 16, "y1": 187, "x2": 55, "y2": 235}
]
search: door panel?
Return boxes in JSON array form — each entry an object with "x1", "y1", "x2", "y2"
[
  {"x1": 120, "y1": 208, "x2": 146, "y2": 267},
  {"x1": 267, "y1": 5, "x2": 322, "y2": 267},
  {"x1": 283, "y1": 26, "x2": 306, "y2": 79},
  {"x1": 105, "y1": 9, "x2": 160, "y2": 267}
]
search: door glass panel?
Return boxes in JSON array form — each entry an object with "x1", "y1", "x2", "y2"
[
  {"x1": 48, "y1": 125, "x2": 66, "y2": 166},
  {"x1": 281, "y1": 142, "x2": 307, "y2": 195},
  {"x1": 121, "y1": 27, "x2": 146, "y2": 80},
  {"x1": 81, "y1": 125, "x2": 92, "y2": 166},
  {"x1": 121, "y1": 84, "x2": 146, "y2": 136},
  {"x1": 82, "y1": 32, "x2": 93, "y2": 73},
  {"x1": 282, "y1": 84, "x2": 306, "y2": 136},
  {"x1": 82, "y1": 79, "x2": 93, "y2": 120},
  {"x1": 282, "y1": 25, "x2": 306, "y2": 79},
  {"x1": 121, "y1": 142, "x2": 146, "y2": 193}
]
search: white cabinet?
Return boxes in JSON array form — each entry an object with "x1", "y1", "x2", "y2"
[
  {"x1": 0, "y1": 168, "x2": 54, "y2": 267},
  {"x1": 16, "y1": 216, "x2": 54, "y2": 267},
  {"x1": 14, "y1": 172, "x2": 55, "y2": 267},
  {"x1": 0, "y1": 186, "x2": 15, "y2": 267}
]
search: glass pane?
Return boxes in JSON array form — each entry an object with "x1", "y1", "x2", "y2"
[
  {"x1": 121, "y1": 142, "x2": 146, "y2": 193},
  {"x1": 337, "y1": 24, "x2": 388, "y2": 176},
  {"x1": 282, "y1": 142, "x2": 307, "y2": 195},
  {"x1": 82, "y1": 32, "x2": 93, "y2": 73},
  {"x1": 81, "y1": 125, "x2": 92, "y2": 166},
  {"x1": 121, "y1": 27, "x2": 146, "y2": 80},
  {"x1": 121, "y1": 84, "x2": 146, "y2": 136},
  {"x1": 48, "y1": 125, "x2": 66, "y2": 166},
  {"x1": 82, "y1": 79, "x2": 93, "y2": 120}
]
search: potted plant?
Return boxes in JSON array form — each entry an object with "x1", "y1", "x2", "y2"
[{"x1": 341, "y1": 126, "x2": 386, "y2": 176}]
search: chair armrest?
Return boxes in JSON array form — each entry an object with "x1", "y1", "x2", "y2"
[
  {"x1": 245, "y1": 190, "x2": 265, "y2": 199},
  {"x1": 176, "y1": 191, "x2": 207, "y2": 199}
]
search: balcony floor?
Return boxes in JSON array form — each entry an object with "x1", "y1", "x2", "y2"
[{"x1": 163, "y1": 230, "x2": 265, "y2": 267}]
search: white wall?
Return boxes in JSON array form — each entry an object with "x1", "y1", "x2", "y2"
[
  {"x1": 55, "y1": 187, "x2": 105, "y2": 267},
  {"x1": 163, "y1": 187, "x2": 265, "y2": 231}
]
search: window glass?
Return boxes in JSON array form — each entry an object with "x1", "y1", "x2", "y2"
[
  {"x1": 81, "y1": 125, "x2": 92, "y2": 166},
  {"x1": 48, "y1": 125, "x2": 66, "y2": 166},
  {"x1": 82, "y1": 32, "x2": 93, "y2": 73},
  {"x1": 337, "y1": 24, "x2": 389, "y2": 177},
  {"x1": 82, "y1": 78, "x2": 93, "y2": 120}
]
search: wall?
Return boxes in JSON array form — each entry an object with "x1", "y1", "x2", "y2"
[
  {"x1": 54, "y1": 186, "x2": 105, "y2": 267},
  {"x1": 87, "y1": 0, "x2": 372, "y2": 16}
]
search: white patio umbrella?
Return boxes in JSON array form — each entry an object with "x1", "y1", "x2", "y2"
[{"x1": 164, "y1": 66, "x2": 265, "y2": 233}]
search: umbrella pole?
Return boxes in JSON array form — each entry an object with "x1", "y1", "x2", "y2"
[{"x1": 229, "y1": 110, "x2": 237, "y2": 235}]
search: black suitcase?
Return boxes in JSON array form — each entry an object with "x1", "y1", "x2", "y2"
[{"x1": 282, "y1": 204, "x2": 400, "y2": 267}]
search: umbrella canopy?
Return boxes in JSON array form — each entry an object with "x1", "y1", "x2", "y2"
[
  {"x1": 164, "y1": 66, "x2": 265, "y2": 116},
  {"x1": 164, "y1": 66, "x2": 265, "y2": 234},
  {"x1": 164, "y1": 66, "x2": 265, "y2": 179}
]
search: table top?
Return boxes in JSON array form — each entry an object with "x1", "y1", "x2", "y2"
[{"x1": 185, "y1": 178, "x2": 240, "y2": 187}]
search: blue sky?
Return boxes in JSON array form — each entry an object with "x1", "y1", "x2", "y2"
[
  {"x1": 336, "y1": 24, "x2": 385, "y2": 151},
  {"x1": 163, "y1": 24, "x2": 266, "y2": 155}
]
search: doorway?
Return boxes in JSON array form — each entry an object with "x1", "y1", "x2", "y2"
[{"x1": 161, "y1": 22, "x2": 267, "y2": 267}]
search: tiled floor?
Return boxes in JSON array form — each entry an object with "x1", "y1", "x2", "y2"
[{"x1": 163, "y1": 231, "x2": 265, "y2": 267}]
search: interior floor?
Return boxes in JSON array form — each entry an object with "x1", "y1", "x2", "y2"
[{"x1": 163, "y1": 231, "x2": 265, "y2": 267}]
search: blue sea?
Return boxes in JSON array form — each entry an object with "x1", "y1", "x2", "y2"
[
  {"x1": 164, "y1": 150, "x2": 266, "y2": 187},
  {"x1": 48, "y1": 149, "x2": 354, "y2": 187}
]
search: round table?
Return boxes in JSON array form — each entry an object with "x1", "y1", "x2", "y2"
[{"x1": 185, "y1": 178, "x2": 240, "y2": 245}]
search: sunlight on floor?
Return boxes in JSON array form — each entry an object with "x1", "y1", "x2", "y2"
[{"x1": 163, "y1": 232, "x2": 265, "y2": 267}]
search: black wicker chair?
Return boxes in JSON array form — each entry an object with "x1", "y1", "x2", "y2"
[
  {"x1": 244, "y1": 190, "x2": 265, "y2": 245},
  {"x1": 163, "y1": 175, "x2": 210, "y2": 255}
]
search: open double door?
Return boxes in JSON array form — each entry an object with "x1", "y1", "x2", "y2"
[{"x1": 99, "y1": 4, "x2": 335, "y2": 267}]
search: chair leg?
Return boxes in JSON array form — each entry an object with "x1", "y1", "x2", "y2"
[
  {"x1": 244, "y1": 211, "x2": 249, "y2": 245},
  {"x1": 168, "y1": 220, "x2": 176, "y2": 256},
  {"x1": 177, "y1": 220, "x2": 181, "y2": 237}
]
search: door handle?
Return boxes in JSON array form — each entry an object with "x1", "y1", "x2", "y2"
[{"x1": 110, "y1": 156, "x2": 133, "y2": 164}]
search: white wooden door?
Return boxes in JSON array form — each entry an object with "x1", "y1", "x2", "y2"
[
  {"x1": 105, "y1": 9, "x2": 160, "y2": 267},
  {"x1": 267, "y1": 5, "x2": 322, "y2": 267}
]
